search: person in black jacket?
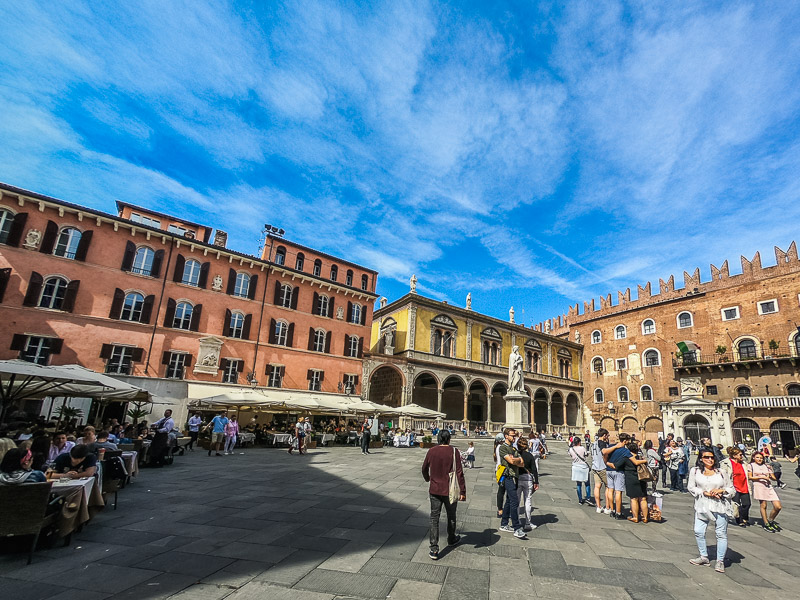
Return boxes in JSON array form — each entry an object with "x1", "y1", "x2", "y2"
[{"x1": 517, "y1": 437, "x2": 540, "y2": 531}]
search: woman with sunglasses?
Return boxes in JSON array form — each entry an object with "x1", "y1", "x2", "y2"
[
  {"x1": 721, "y1": 446, "x2": 751, "y2": 527},
  {"x1": 748, "y1": 451, "x2": 782, "y2": 532},
  {"x1": 687, "y1": 450, "x2": 734, "y2": 573}
]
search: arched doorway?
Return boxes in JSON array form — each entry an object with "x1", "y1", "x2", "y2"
[
  {"x1": 441, "y1": 376, "x2": 465, "y2": 422},
  {"x1": 551, "y1": 393, "x2": 564, "y2": 427},
  {"x1": 566, "y1": 393, "x2": 580, "y2": 427},
  {"x1": 368, "y1": 366, "x2": 404, "y2": 407},
  {"x1": 600, "y1": 416, "x2": 617, "y2": 435},
  {"x1": 490, "y1": 382, "x2": 507, "y2": 423},
  {"x1": 731, "y1": 418, "x2": 760, "y2": 446},
  {"x1": 769, "y1": 419, "x2": 800, "y2": 456},
  {"x1": 621, "y1": 417, "x2": 639, "y2": 436},
  {"x1": 412, "y1": 373, "x2": 438, "y2": 411},
  {"x1": 533, "y1": 388, "x2": 548, "y2": 432},
  {"x1": 683, "y1": 415, "x2": 711, "y2": 445},
  {"x1": 643, "y1": 417, "x2": 664, "y2": 443},
  {"x1": 468, "y1": 380, "x2": 488, "y2": 424}
]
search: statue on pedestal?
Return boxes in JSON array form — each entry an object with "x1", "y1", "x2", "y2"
[
  {"x1": 507, "y1": 345, "x2": 524, "y2": 393},
  {"x1": 410, "y1": 274, "x2": 417, "y2": 294},
  {"x1": 509, "y1": 306, "x2": 515, "y2": 324},
  {"x1": 466, "y1": 292, "x2": 472, "y2": 310}
]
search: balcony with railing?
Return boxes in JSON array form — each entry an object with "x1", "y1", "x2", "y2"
[
  {"x1": 673, "y1": 351, "x2": 798, "y2": 371},
  {"x1": 733, "y1": 395, "x2": 800, "y2": 409}
]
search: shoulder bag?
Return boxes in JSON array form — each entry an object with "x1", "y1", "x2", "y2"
[
  {"x1": 637, "y1": 462, "x2": 654, "y2": 481},
  {"x1": 448, "y1": 447, "x2": 460, "y2": 504}
]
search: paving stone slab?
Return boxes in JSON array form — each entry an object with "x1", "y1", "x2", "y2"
[
  {"x1": 440, "y1": 565, "x2": 489, "y2": 600},
  {"x1": 209, "y1": 541, "x2": 296, "y2": 563},
  {"x1": 228, "y1": 581, "x2": 334, "y2": 600},
  {"x1": 254, "y1": 551, "x2": 333, "y2": 586},
  {"x1": 294, "y1": 568, "x2": 396, "y2": 599},
  {"x1": 388, "y1": 579, "x2": 442, "y2": 600},
  {"x1": 200, "y1": 559, "x2": 266, "y2": 588},
  {"x1": 599, "y1": 555, "x2": 688, "y2": 577},
  {"x1": 360, "y1": 557, "x2": 447, "y2": 583},
  {"x1": 133, "y1": 550, "x2": 234, "y2": 577},
  {"x1": 605, "y1": 529, "x2": 652, "y2": 549}
]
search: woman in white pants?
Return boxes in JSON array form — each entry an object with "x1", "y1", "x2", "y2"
[
  {"x1": 516, "y1": 437, "x2": 540, "y2": 531},
  {"x1": 224, "y1": 416, "x2": 239, "y2": 455}
]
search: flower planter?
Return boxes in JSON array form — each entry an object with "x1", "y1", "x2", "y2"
[
  {"x1": 306, "y1": 441, "x2": 318, "y2": 449},
  {"x1": 420, "y1": 442, "x2": 436, "y2": 448},
  {"x1": 369, "y1": 441, "x2": 383, "y2": 448}
]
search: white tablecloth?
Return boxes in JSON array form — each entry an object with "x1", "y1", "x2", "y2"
[
  {"x1": 239, "y1": 432, "x2": 255, "y2": 444},
  {"x1": 272, "y1": 433, "x2": 293, "y2": 445},
  {"x1": 121, "y1": 451, "x2": 139, "y2": 476},
  {"x1": 320, "y1": 433, "x2": 336, "y2": 445},
  {"x1": 51, "y1": 477, "x2": 95, "y2": 503}
]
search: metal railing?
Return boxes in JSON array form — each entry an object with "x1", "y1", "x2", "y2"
[
  {"x1": 673, "y1": 351, "x2": 797, "y2": 367},
  {"x1": 732, "y1": 395, "x2": 800, "y2": 409}
]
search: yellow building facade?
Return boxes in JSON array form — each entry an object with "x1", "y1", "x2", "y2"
[{"x1": 364, "y1": 292, "x2": 584, "y2": 431}]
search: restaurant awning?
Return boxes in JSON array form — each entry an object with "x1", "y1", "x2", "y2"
[
  {"x1": 52, "y1": 365, "x2": 148, "y2": 400},
  {"x1": 0, "y1": 360, "x2": 114, "y2": 420},
  {"x1": 341, "y1": 400, "x2": 399, "y2": 415},
  {"x1": 392, "y1": 403, "x2": 446, "y2": 418},
  {"x1": 189, "y1": 390, "x2": 285, "y2": 409}
]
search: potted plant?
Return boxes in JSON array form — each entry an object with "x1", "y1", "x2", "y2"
[
  {"x1": 767, "y1": 339, "x2": 780, "y2": 358},
  {"x1": 420, "y1": 435, "x2": 436, "y2": 448},
  {"x1": 715, "y1": 345, "x2": 727, "y2": 362},
  {"x1": 369, "y1": 434, "x2": 383, "y2": 449}
]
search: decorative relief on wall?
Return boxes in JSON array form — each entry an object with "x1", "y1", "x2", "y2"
[
  {"x1": 211, "y1": 275, "x2": 224, "y2": 292},
  {"x1": 194, "y1": 336, "x2": 223, "y2": 375},
  {"x1": 23, "y1": 229, "x2": 41, "y2": 250}
]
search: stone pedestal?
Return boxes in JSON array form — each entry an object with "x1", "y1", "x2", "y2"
[{"x1": 503, "y1": 390, "x2": 530, "y2": 433}]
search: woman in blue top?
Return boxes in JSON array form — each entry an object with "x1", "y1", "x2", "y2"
[{"x1": 0, "y1": 448, "x2": 47, "y2": 484}]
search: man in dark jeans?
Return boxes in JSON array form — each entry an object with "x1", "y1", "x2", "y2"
[
  {"x1": 498, "y1": 428, "x2": 528, "y2": 539},
  {"x1": 421, "y1": 430, "x2": 466, "y2": 560},
  {"x1": 360, "y1": 418, "x2": 372, "y2": 455}
]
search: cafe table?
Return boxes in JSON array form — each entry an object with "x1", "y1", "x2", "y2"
[
  {"x1": 271, "y1": 433, "x2": 293, "y2": 446},
  {"x1": 49, "y1": 476, "x2": 104, "y2": 537}
]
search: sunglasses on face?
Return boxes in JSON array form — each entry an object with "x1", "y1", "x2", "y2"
[{"x1": 701, "y1": 455, "x2": 715, "y2": 460}]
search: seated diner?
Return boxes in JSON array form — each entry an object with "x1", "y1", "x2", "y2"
[{"x1": 0, "y1": 447, "x2": 47, "y2": 484}]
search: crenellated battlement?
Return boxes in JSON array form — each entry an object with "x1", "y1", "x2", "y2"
[{"x1": 542, "y1": 242, "x2": 799, "y2": 328}]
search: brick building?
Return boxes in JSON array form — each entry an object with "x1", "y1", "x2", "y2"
[
  {"x1": 365, "y1": 287, "x2": 583, "y2": 432},
  {"x1": 0, "y1": 182, "x2": 377, "y2": 424},
  {"x1": 535, "y1": 244, "x2": 800, "y2": 452}
]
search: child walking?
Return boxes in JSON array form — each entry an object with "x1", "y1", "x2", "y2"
[{"x1": 466, "y1": 442, "x2": 475, "y2": 468}]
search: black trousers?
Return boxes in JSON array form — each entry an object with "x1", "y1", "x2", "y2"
[
  {"x1": 429, "y1": 494, "x2": 458, "y2": 552},
  {"x1": 361, "y1": 432, "x2": 371, "y2": 453},
  {"x1": 496, "y1": 481, "x2": 506, "y2": 512},
  {"x1": 188, "y1": 431, "x2": 199, "y2": 449},
  {"x1": 734, "y1": 491, "x2": 752, "y2": 523}
]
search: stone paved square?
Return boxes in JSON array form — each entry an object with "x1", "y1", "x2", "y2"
[{"x1": 1, "y1": 440, "x2": 798, "y2": 599}]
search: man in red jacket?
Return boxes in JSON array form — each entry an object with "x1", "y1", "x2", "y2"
[{"x1": 421, "y1": 430, "x2": 466, "y2": 560}]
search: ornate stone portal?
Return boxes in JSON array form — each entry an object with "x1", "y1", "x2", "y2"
[{"x1": 193, "y1": 336, "x2": 224, "y2": 375}]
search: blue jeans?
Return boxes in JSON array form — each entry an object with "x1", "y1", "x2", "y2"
[
  {"x1": 501, "y1": 477, "x2": 521, "y2": 530},
  {"x1": 576, "y1": 481, "x2": 590, "y2": 502},
  {"x1": 694, "y1": 512, "x2": 728, "y2": 561}
]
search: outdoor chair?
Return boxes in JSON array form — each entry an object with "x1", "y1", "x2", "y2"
[
  {"x1": 0, "y1": 481, "x2": 58, "y2": 564},
  {"x1": 101, "y1": 451, "x2": 126, "y2": 509}
]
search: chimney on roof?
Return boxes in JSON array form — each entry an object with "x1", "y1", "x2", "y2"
[{"x1": 213, "y1": 230, "x2": 228, "y2": 248}]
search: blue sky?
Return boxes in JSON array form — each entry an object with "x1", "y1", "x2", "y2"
[{"x1": 2, "y1": 1, "x2": 800, "y2": 326}]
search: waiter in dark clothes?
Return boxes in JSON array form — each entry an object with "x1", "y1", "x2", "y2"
[
  {"x1": 148, "y1": 409, "x2": 174, "y2": 467},
  {"x1": 421, "y1": 430, "x2": 466, "y2": 560}
]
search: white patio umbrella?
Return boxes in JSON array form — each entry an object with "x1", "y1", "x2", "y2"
[
  {"x1": 280, "y1": 396, "x2": 347, "y2": 414},
  {"x1": 393, "y1": 403, "x2": 446, "y2": 419},
  {"x1": 189, "y1": 389, "x2": 284, "y2": 409},
  {"x1": 53, "y1": 365, "x2": 147, "y2": 399},
  {"x1": 342, "y1": 399, "x2": 399, "y2": 415},
  {"x1": 0, "y1": 360, "x2": 113, "y2": 421}
]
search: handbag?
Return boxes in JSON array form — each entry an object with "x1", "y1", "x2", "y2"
[
  {"x1": 448, "y1": 447, "x2": 460, "y2": 504},
  {"x1": 637, "y1": 463, "x2": 654, "y2": 481}
]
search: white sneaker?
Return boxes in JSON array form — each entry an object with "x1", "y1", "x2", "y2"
[
  {"x1": 689, "y1": 556, "x2": 710, "y2": 566},
  {"x1": 652, "y1": 491, "x2": 664, "y2": 498},
  {"x1": 596, "y1": 507, "x2": 603, "y2": 513},
  {"x1": 513, "y1": 529, "x2": 527, "y2": 539},
  {"x1": 602, "y1": 508, "x2": 612, "y2": 514},
  {"x1": 498, "y1": 525, "x2": 515, "y2": 533}
]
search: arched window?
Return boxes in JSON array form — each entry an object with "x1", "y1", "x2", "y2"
[
  {"x1": 351, "y1": 303, "x2": 362, "y2": 324},
  {"x1": 736, "y1": 386, "x2": 751, "y2": 398},
  {"x1": 348, "y1": 335, "x2": 359, "y2": 357},
  {"x1": 274, "y1": 320, "x2": 288, "y2": 345},
  {"x1": 641, "y1": 385, "x2": 653, "y2": 401},
  {"x1": 618, "y1": 387, "x2": 629, "y2": 402},
  {"x1": 229, "y1": 312, "x2": 245, "y2": 338},
  {"x1": 182, "y1": 259, "x2": 201, "y2": 286},
  {"x1": 592, "y1": 357, "x2": 604, "y2": 373},
  {"x1": 677, "y1": 311, "x2": 693, "y2": 328},
  {"x1": 591, "y1": 330, "x2": 601, "y2": 344},
  {"x1": 279, "y1": 284, "x2": 293, "y2": 308},
  {"x1": 173, "y1": 302, "x2": 193, "y2": 330},
  {"x1": 313, "y1": 259, "x2": 322, "y2": 277},
  {"x1": 0, "y1": 209, "x2": 14, "y2": 244},
  {"x1": 233, "y1": 272, "x2": 251, "y2": 298},
  {"x1": 313, "y1": 329, "x2": 326, "y2": 352},
  {"x1": 361, "y1": 274, "x2": 368, "y2": 290},
  {"x1": 530, "y1": 352, "x2": 540, "y2": 372},
  {"x1": 274, "y1": 246, "x2": 286, "y2": 266},
  {"x1": 786, "y1": 383, "x2": 800, "y2": 396},
  {"x1": 295, "y1": 252, "x2": 305, "y2": 271},
  {"x1": 346, "y1": 270, "x2": 353, "y2": 286},
  {"x1": 738, "y1": 339, "x2": 757, "y2": 360},
  {"x1": 595, "y1": 388, "x2": 604, "y2": 403},
  {"x1": 614, "y1": 325, "x2": 626, "y2": 340},
  {"x1": 132, "y1": 247, "x2": 155, "y2": 276},
  {"x1": 39, "y1": 277, "x2": 68, "y2": 309},
  {"x1": 642, "y1": 319, "x2": 655, "y2": 335},
  {"x1": 120, "y1": 292, "x2": 144, "y2": 321},
  {"x1": 53, "y1": 227, "x2": 82, "y2": 259},
  {"x1": 644, "y1": 349, "x2": 660, "y2": 367},
  {"x1": 330, "y1": 265, "x2": 338, "y2": 281},
  {"x1": 318, "y1": 294, "x2": 330, "y2": 317}
]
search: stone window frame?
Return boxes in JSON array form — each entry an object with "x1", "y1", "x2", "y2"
[
  {"x1": 736, "y1": 385, "x2": 751, "y2": 398},
  {"x1": 594, "y1": 388, "x2": 604, "y2": 403},
  {"x1": 524, "y1": 339, "x2": 541, "y2": 372},
  {"x1": 274, "y1": 246, "x2": 286, "y2": 266},
  {"x1": 641, "y1": 318, "x2": 656, "y2": 335},
  {"x1": 480, "y1": 326, "x2": 502, "y2": 365},
  {"x1": 233, "y1": 272, "x2": 251, "y2": 298},
  {"x1": 786, "y1": 382, "x2": 800, "y2": 396},
  {"x1": 120, "y1": 289, "x2": 146, "y2": 322},
  {"x1": 430, "y1": 314, "x2": 458, "y2": 358},
  {"x1": 105, "y1": 345, "x2": 135, "y2": 375},
  {"x1": 757, "y1": 298, "x2": 779, "y2": 316},
  {"x1": 295, "y1": 252, "x2": 305, "y2": 271},
  {"x1": 618, "y1": 386, "x2": 629, "y2": 403},
  {"x1": 278, "y1": 282, "x2": 293, "y2": 308},
  {"x1": 557, "y1": 348, "x2": 572, "y2": 379},
  {"x1": 39, "y1": 275, "x2": 70, "y2": 310},
  {"x1": 182, "y1": 258, "x2": 202, "y2": 287},
  {"x1": 165, "y1": 352, "x2": 189, "y2": 379},
  {"x1": 131, "y1": 245, "x2": 156, "y2": 276},
  {"x1": 676, "y1": 311, "x2": 693, "y2": 329},
  {"x1": 313, "y1": 329, "x2": 327, "y2": 353},
  {"x1": 173, "y1": 300, "x2": 195, "y2": 330},
  {"x1": 614, "y1": 324, "x2": 626, "y2": 340},
  {"x1": 228, "y1": 310, "x2": 246, "y2": 339},
  {"x1": 616, "y1": 357, "x2": 627, "y2": 371},
  {"x1": 53, "y1": 226, "x2": 83, "y2": 260},
  {"x1": 720, "y1": 305, "x2": 740, "y2": 321},
  {"x1": 643, "y1": 347, "x2": 661, "y2": 367},
  {"x1": 733, "y1": 334, "x2": 760, "y2": 360},
  {"x1": 706, "y1": 385, "x2": 718, "y2": 395},
  {"x1": 640, "y1": 385, "x2": 653, "y2": 402},
  {"x1": 790, "y1": 330, "x2": 800, "y2": 358},
  {"x1": 591, "y1": 329, "x2": 602, "y2": 344},
  {"x1": 591, "y1": 356, "x2": 604, "y2": 373},
  {"x1": 222, "y1": 359, "x2": 241, "y2": 384}
]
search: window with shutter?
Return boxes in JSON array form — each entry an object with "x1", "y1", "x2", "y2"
[
  {"x1": 19, "y1": 336, "x2": 53, "y2": 365},
  {"x1": 120, "y1": 292, "x2": 145, "y2": 321},
  {"x1": 23, "y1": 272, "x2": 43, "y2": 307},
  {"x1": 131, "y1": 246, "x2": 155, "y2": 275},
  {"x1": 105, "y1": 345, "x2": 134, "y2": 375},
  {"x1": 39, "y1": 277, "x2": 68, "y2": 310},
  {"x1": 0, "y1": 268, "x2": 11, "y2": 303},
  {"x1": 39, "y1": 221, "x2": 58, "y2": 254},
  {"x1": 121, "y1": 241, "x2": 136, "y2": 271},
  {"x1": 53, "y1": 227, "x2": 83, "y2": 259}
]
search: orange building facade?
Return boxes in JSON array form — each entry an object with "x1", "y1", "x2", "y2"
[{"x1": 0, "y1": 182, "x2": 378, "y2": 423}]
